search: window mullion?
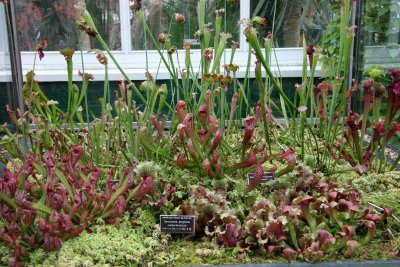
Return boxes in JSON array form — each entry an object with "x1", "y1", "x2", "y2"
[
  {"x1": 0, "y1": 5, "x2": 9, "y2": 53},
  {"x1": 239, "y1": 0, "x2": 250, "y2": 51},
  {"x1": 119, "y1": 0, "x2": 131, "y2": 53}
]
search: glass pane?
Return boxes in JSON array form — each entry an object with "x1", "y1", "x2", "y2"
[
  {"x1": 362, "y1": 0, "x2": 400, "y2": 66},
  {"x1": 0, "y1": 83, "x2": 14, "y2": 124},
  {"x1": 251, "y1": 0, "x2": 336, "y2": 47},
  {"x1": 358, "y1": 0, "x2": 400, "y2": 150},
  {"x1": 0, "y1": 4, "x2": 8, "y2": 53},
  {"x1": 0, "y1": 4, "x2": 17, "y2": 126},
  {"x1": 130, "y1": 0, "x2": 241, "y2": 50},
  {"x1": 15, "y1": 0, "x2": 121, "y2": 51}
]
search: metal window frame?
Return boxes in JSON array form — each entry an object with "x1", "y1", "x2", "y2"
[
  {"x1": 1, "y1": 1, "x2": 24, "y2": 119},
  {"x1": 0, "y1": 4, "x2": 11, "y2": 82}
]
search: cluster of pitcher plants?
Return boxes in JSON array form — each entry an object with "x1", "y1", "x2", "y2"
[
  {"x1": 0, "y1": 0, "x2": 399, "y2": 265},
  {"x1": 180, "y1": 165, "x2": 391, "y2": 262}
]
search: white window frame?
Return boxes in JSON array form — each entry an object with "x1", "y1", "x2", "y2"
[
  {"x1": 0, "y1": 4, "x2": 11, "y2": 82},
  {"x1": 0, "y1": 1, "x2": 321, "y2": 83}
]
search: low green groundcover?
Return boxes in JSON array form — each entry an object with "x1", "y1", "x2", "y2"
[{"x1": 4, "y1": 212, "x2": 396, "y2": 267}]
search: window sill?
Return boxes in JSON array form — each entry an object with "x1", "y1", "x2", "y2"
[{"x1": 0, "y1": 48, "x2": 322, "y2": 82}]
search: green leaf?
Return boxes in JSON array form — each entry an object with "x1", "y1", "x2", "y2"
[
  {"x1": 78, "y1": 170, "x2": 88, "y2": 183},
  {"x1": 0, "y1": 135, "x2": 16, "y2": 145},
  {"x1": 0, "y1": 192, "x2": 17, "y2": 209},
  {"x1": 32, "y1": 162, "x2": 46, "y2": 177},
  {"x1": 55, "y1": 169, "x2": 74, "y2": 201},
  {"x1": 101, "y1": 173, "x2": 131, "y2": 218},
  {"x1": 328, "y1": 46, "x2": 335, "y2": 54},
  {"x1": 32, "y1": 202, "x2": 51, "y2": 214}
]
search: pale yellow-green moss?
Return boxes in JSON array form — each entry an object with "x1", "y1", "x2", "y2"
[
  {"x1": 352, "y1": 171, "x2": 400, "y2": 193},
  {"x1": 5, "y1": 158, "x2": 23, "y2": 173},
  {"x1": 28, "y1": 210, "x2": 170, "y2": 267}
]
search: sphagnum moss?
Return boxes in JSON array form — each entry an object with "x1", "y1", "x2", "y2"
[{"x1": 27, "y1": 210, "x2": 170, "y2": 267}]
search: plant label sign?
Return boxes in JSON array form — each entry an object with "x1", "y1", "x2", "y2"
[
  {"x1": 247, "y1": 172, "x2": 275, "y2": 185},
  {"x1": 160, "y1": 215, "x2": 195, "y2": 234},
  {"x1": 184, "y1": 39, "x2": 200, "y2": 45}
]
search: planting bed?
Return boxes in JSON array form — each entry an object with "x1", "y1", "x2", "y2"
[{"x1": 1, "y1": 0, "x2": 400, "y2": 266}]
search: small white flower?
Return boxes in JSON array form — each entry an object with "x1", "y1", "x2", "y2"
[
  {"x1": 295, "y1": 83, "x2": 304, "y2": 90},
  {"x1": 220, "y1": 32, "x2": 232, "y2": 44},
  {"x1": 215, "y1": 9, "x2": 225, "y2": 16},
  {"x1": 47, "y1": 100, "x2": 59, "y2": 106},
  {"x1": 298, "y1": 106, "x2": 307, "y2": 113},
  {"x1": 74, "y1": 1, "x2": 86, "y2": 12}
]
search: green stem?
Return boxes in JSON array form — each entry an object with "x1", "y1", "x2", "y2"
[
  {"x1": 288, "y1": 222, "x2": 299, "y2": 250},
  {"x1": 390, "y1": 154, "x2": 400, "y2": 171},
  {"x1": 255, "y1": 64, "x2": 272, "y2": 154},
  {"x1": 95, "y1": 35, "x2": 147, "y2": 106},
  {"x1": 66, "y1": 58, "x2": 73, "y2": 115},
  {"x1": 245, "y1": 27, "x2": 295, "y2": 111}
]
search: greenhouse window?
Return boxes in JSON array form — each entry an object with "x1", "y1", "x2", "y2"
[
  {"x1": 0, "y1": 0, "x2": 339, "y2": 82},
  {"x1": 0, "y1": 4, "x2": 10, "y2": 82}
]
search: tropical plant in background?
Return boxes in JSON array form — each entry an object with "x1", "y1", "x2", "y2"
[
  {"x1": 363, "y1": 0, "x2": 400, "y2": 46},
  {"x1": 15, "y1": 0, "x2": 121, "y2": 51},
  {"x1": 0, "y1": 0, "x2": 399, "y2": 266},
  {"x1": 146, "y1": 0, "x2": 240, "y2": 50},
  {"x1": 320, "y1": 0, "x2": 400, "y2": 77},
  {"x1": 251, "y1": 0, "x2": 338, "y2": 48}
]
